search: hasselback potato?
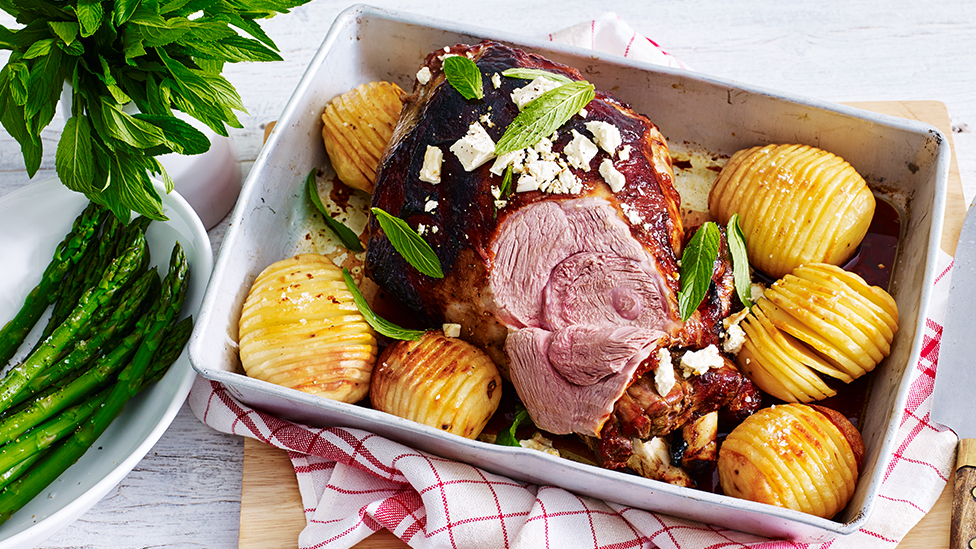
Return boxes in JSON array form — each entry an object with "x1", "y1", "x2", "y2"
[
  {"x1": 718, "y1": 403, "x2": 864, "y2": 518},
  {"x1": 709, "y1": 144, "x2": 875, "y2": 279},
  {"x1": 736, "y1": 263, "x2": 898, "y2": 403},
  {"x1": 238, "y1": 254, "x2": 378, "y2": 403},
  {"x1": 321, "y1": 81, "x2": 404, "y2": 194},
  {"x1": 371, "y1": 331, "x2": 502, "y2": 439}
]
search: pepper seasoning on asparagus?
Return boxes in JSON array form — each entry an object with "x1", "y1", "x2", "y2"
[
  {"x1": 0, "y1": 203, "x2": 103, "y2": 364},
  {"x1": 0, "y1": 241, "x2": 191, "y2": 522}
]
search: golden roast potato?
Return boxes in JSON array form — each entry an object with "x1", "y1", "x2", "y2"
[
  {"x1": 718, "y1": 403, "x2": 864, "y2": 518},
  {"x1": 321, "y1": 81, "x2": 404, "y2": 194},
  {"x1": 709, "y1": 144, "x2": 875, "y2": 279},
  {"x1": 238, "y1": 254, "x2": 378, "y2": 403},
  {"x1": 371, "y1": 331, "x2": 502, "y2": 439},
  {"x1": 736, "y1": 263, "x2": 898, "y2": 403}
]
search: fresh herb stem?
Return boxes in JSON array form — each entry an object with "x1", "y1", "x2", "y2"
[
  {"x1": 371, "y1": 207, "x2": 444, "y2": 279},
  {"x1": 305, "y1": 169, "x2": 364, "y2": 252},
  {"x1": 443, "y1": 55, "x2": 484, "y2": 100},
  {"x1": 341, "y1": 268, "x2": 426, "y2": 341},
  {"x1": 678, "y1": 222, "x2": 721, "y2": 321},
  {"x1": 727, "y1": 214, "x2": 752, "y2": 307},
  {"x1": 495, "y1": 81, "x2": 595, "y2": 155}
]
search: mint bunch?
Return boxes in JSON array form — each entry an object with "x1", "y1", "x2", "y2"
[{"x1": 0, "y1": 0, "x2": 309, "y2": 221}]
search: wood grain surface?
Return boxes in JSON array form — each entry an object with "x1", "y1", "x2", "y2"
[{"x1": 238, "y1": 101, "x2": 963, "y2": 549}]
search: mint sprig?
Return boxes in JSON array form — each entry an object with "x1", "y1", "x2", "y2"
[
  {"x1": 342, "y1": 268, "x2": 426, "y2": 341},
  {"x1": 305, "y1": 169, "x2": 364, "y2": 252},
  {"x1": 495, "y1": 80, "x2": 594, "y2": 155},
  {"x1": 443, "y1": 55, "x2": 483, "y2": 100},
  {"x1": 727, "y1": 213, "x2": 752, "y2": 307},
  {"x1": 501, "y1": 68, "x2": 573, "y2": 84},
  {"x1": 0, "y1": 0, "x2": 310, "y2": 221},
  {"x1": 371, "y1": 207, "x2": 444, "y2": 279},
  {"x1": 678, "y1": 222, "x2": 721, "y2": 321}
]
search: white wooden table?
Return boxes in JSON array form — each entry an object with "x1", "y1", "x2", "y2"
[{"x1": 1, "y1": 1, "x2": 974, "y2": 546}]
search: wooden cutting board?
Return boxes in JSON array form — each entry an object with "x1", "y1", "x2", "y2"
[{"x1": 239, "y1": 101, "x2": 965, "y2": 549}]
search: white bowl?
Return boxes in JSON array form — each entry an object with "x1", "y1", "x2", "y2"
[
  {"x1": 189, "y1": 4, "x2": 948, "y2": 542},
  {"x1": 0, "y1": 177, "x2": 213, "y2": 548}
]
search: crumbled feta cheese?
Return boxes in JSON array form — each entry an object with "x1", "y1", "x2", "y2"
[
  {"x1": 450, "y1": 122, "x2": 496, "y2": 171},
  {"x1": 751, "y1": 283, "x2": 766, "y2": 301},
  {"x1": 442, "y1": 323, "x2": 462, "y2": 338},
  {"x1": 524, "y1": 157, "x2": 562, "y2": 187},
  {"x1": 618, "y1": 144, "x2": 632, "y2": 161},
  {"x1": 494, "y1": 199, "x2": 509, "y2": 210},
  {"x1": 721, "y1": 309, "x2": 750, "y2": 354},
  {"x1": 563, "y1": 130, "x2": 598, "y2": 171},
  {"x1": 489, "y1": 149, "x2": 525, "y2": 176},
  {"x1": 416, "y1": 66, "x2": 432, "y2": 85},
  {"x1": 424, "y1": 199, "x2": 438, "y2": 212},
  {"x1": 586, "y1": 120, "x2": 622, "y2": 155},
  {"x1": 680, "y1": 344, "x2": 724, "y2": 377},
  {"x1": 599, "y1": 158, "x2": 626, "y2": 192},
  {"x1": 519, "y1": 432, "x2": 560, "y2": 457},
  {"x1": 510, "y1": 76, "x2": 562, "y2": 110},
  {"x1": 579, "y1": 107, "x2": 588, "y2": 118},
  {"x1": 516, "y1": 173, "x2": 541, "y2": 193},
  {"x1": 479, "y1": 113, "x2": 494, "y2": 128},
  {"x1": 419, "y1": 145, "x2": 443, "y2": 184},
  {"x1": 491, "y1": 72, "x2": 502, "y2": 89},
  {"x1": 655, "y1": 348, "x2": 676, "y2": 397},
  {"x1": 417, "y1": 223, "x2": 427, "y2": 235}
]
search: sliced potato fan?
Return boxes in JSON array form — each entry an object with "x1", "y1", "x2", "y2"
[
  {"x1": 709, "y1": 144, "x2": 875, "y2": 279},
  {"x1": 718, "y1": 403, "x2": 864, "y2": 519},
  {"x1": 321, "y1": 81, "x2": 404, "y2": 194},
  {"x1": 239, "y1": 254, "x2": 378, "y2": 403},
  {"x1": 735, "y1": 263, "x2": 897, "y2": 403},
  {"x1": 371, "y1": 331, "x2": 502, "y2": 439}
]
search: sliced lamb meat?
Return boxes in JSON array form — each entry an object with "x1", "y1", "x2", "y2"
[{"x1": 366, "y1": 40, "x2": 751, "y2": 444}]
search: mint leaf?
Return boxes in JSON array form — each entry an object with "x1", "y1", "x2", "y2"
[
  {"x1": 501, "y1": 68, "x2": 573, "y2": 84},
  {"x1": 99, "y1": 100, "x2": 169, "y2": 149},
  {"x1": 678, "y1": 222, "x2": 721, "y2": 321},
  {"x1": 305, "y1": 169, "x2": 364, "y2": 252},
  {"x1": 495, "y1": 81, "x2": 594, "y2": 155},
  {"x1": 48, "y1": 21, "x2": 79, "y2": 46},
  {"x1": 132, "y1": 114, "x2": 210, "y2": 155},
  {"x1": 443, "y1": 55, "x2": 483, "y2": 100},
  {"x1": 496, "y1": 404, "x2": 530, "y2": 447},
  {"x1": 727, "y1": 214, "x2": 752, "y2": 307},
  {"x1": 342, "y1": 268, "x2": 426, "y2": 341},
  {"x1": 56, "y1": 115, "x2": 95, "y2": 194},
  {"x1": 113, "y1": 0, "x2": 142, "y2": 26},
  {"x1": 371, "y1": 207, "x2": 444, "y2": 279},
  {"x1": 76, "y1": 0, "x2": 104, "y2": 37}
]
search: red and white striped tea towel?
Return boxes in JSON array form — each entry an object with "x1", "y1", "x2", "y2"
[{"x1": 188, "y1": 15, "x2": 957, "y2": 549}]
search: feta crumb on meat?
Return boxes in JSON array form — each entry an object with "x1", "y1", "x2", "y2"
[
  {"x1": 416, "y1": 66, "x2": 432, "y2": 85},
  {"x1": 419, "y1": 145, "x2": 443, "y2": 184},
  {"x1": 491, "y1": 72, "x2": 502, "y2": 89},
  {"x1": 511, "y1": 76, "x2": 562, "y2": 110},
  {"x1": 450, "y1": 121, "x2": 496, "y2": 172},
  {"x1": 721, "y1": 308, "x2": 750, "y2": 354},
  {"x1": 599, "y1": 158, "x2": 626, "y2": 192},
  {"x1": 585, "y1": 120, "x2": 622, "y2": 155},
  {"x1": 442, "y1": 323, "x2": 462, "y2": 337},
  {"x1": 654, "y1": 347, "x2": 676, "y2": 397},
  {"x1": 563, "y1": 130, "x2": 598, "y2": 171},
  {"x1": 519, "y1": 432, "x2": 560, "y2": 457},
  {"x1": 680, "y1": 344, "x2": 724, "y2": 377}
]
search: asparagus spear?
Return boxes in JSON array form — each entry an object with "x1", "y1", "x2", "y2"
[
  {"x1": 38, "y1": 211, "x2": 123, "y2": 343},
  {"x1": 0, "y1": 233, "x2": 148, "y2": 414},
  {"x1": 0, "y1": 390, "x2": 109, "y2": 473},
  {"x1": 0, "y1": 243, "x2": 189, "y2": 523},
  {"x1": 0, "y1": 449, "x2": 46, "y2": 492},
  {"x1": 0, "y1": 203, "x2": 103, "y2": 365},
  {"x1": 141, "y1": 316, "x2": 194, "y2": 388},
  {"x1": 0, "y1": 272, "x2": 162, "y2": 446}
]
